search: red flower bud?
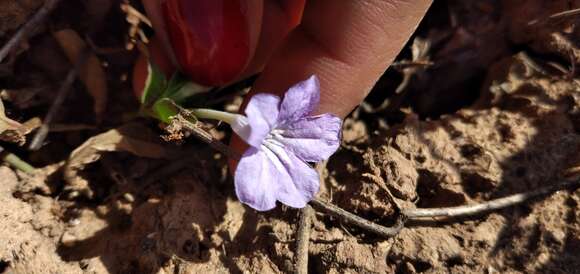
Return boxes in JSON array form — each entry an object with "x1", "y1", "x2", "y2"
[{"x1": 161, "y1": 0, "x2": 252, "y2": 86}]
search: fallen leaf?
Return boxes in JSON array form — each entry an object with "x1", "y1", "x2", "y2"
[
  {"x1": 0, "y1": 97, "x2": 22, "y2": 132},
  {"x1": 63, "y1": 123, "x2": 178, "y2": 198},
  {"x1": 0, "y1": 98, "x2": 39, "y2": 144},
  {"x1": 52, "y1": 29, "x2": 108, "y2": 123}
]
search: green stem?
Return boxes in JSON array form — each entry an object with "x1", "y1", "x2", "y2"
[
  {"x1": 189, "y1": 108, "x2": 241, "y2": 125},
  {"x1": 1, "y1": 152, "x2": 35, "y2": 173}
]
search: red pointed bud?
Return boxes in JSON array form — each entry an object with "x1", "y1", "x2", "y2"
[{"x1": 161, "y1": 0, "x2": 254, "y2": 86}]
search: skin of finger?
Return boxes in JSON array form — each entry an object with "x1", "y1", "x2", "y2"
[
  {"x1": 254, "y1": 0, "x2": 433, "y2": 117},
  {"x1": 240, "y1": 0, "x2": 306, "y2": 77},
  {"x1": 229, "y1": 0, "x2": 432, "y2": 170}
]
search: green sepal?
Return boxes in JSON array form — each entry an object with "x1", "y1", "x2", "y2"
[
  {"x1": 162, "y1": 73, "x2": 188, "y2": 101},
  {"x1": 138, "y1": 60, "x2": 208, "y2": 124},
  {"x1": 150, "y1": 98, "x2": 198, "y2": 124},
  {"x1": 163, "y1": 73, "x2": 209, "y2": 104},
  {"x1": 140, "y1": 62, "x2": 167, "y2": 106}
]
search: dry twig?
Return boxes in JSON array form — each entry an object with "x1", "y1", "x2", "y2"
[
  {"x1": 310, "y1": 198, "x2": 405, "y2": 238},
  {"x1": 528, "y1": 8, "x2": 580, "y2": 26},
  {"x1": 28, "y1": 68, "x2": 77, "y2": 150},
  {"x1": 361, "y1": 37, "x2": 431, "y2": 114},
  {"x1": 29, "y1": 49, "x2": 91, "y2": 150},
  {"x1": 0, "y1": 0, "x2": 62, "y2": 62},
  {"x1": 404, "y1": 177, "x2": 580, "y2": 219},
  {"x1": 294, "y1": 206, "x2": 314, "y2": 274},
  {"x1": 121, "y1": 2, "x2": 152, "y2": 50}
]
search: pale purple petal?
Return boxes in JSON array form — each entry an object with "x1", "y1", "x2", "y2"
[
  {"x1": 276, "y1": 113, "x2": 342, "y2": 162},
  {"x1": 230, "y1": 114, "x2": 251, "y2": 143},
  {"x1": 241, "y1": 93, "x2": 281, "y2": 147},
  {"x1": 278, "y1": 75, "x2": 320, "y2": 125},
  {"x1": 234, "y1": 147, "x2": 278, "y2": 211},
  {"x1": 264, "y1": 142, "x2": 320, "y2": 208},
  {"x1": 235, "y1": 145, "x2": 321, "y2": 210},
  {"x1": 233, "y1": 75, "x2": 340, "y2": 211}
]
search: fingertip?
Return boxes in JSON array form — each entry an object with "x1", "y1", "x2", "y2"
[{"x1": 247, "y1": 0, "x2": 432, "y2": 118}]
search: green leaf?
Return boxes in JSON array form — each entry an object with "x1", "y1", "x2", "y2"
[
  {"x1": 138, "y1": 61, "x2": 208, "y2": 125},
  {"x1": 140, "y1": 62, "x2": 167, "y2": 106},
  {"x1": 162, "y1": 72, "x2": 209, "y2": 104},
  {"x1": 162, "y1": 72, "x2": 188, "y2": 99},
  {"x1": 170, "y1": 82, "x2": 209, "y2": 103}
]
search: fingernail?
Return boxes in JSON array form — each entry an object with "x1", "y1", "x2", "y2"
[{"x1": 162, "y1": 0, "x2": 253, "y2": 85}]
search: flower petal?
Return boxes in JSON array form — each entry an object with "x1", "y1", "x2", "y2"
[
  {"x1": 234, "y1": 147, "x2": 278, "y2": 211},
  {"x1": 234, "y1": 145, "x2": 320, "y2": 210},
  {"x1": 264, "y1": 142, "x2": 320, "y2": 208},
  {"x1": 277, "y1": 113, "x2": 342, "y2": 162},
  {"x1": 278, "y1": 75, "x2": 320, "y2": 125},
  {"x1": 240, "y1": 93, "x2": 281, "y2": 147}
]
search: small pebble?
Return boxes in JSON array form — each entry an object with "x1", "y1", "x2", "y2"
[
  {"x1": 60, "y1": 232, "x2": 76, "y2": 247},
  {"x1": 123, "y1": 192, "x2": 135, "y2": 203},
  {"x1": 68, "y1": 218, "x2": 81, "y2": 226}
]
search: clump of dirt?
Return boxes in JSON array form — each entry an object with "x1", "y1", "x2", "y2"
[
  {"x1": 320, "y1": 51, "x2": 580, "y2": 273},
  {"x1": 0, "y1": 167, "x2": 79, "y2": 273},
  {"x1": 0, "y1": 0, "x2": 579, "y2": 273}
]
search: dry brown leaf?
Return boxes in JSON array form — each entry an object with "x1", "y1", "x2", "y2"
[
  {"x1": 63, "y1": 123, "x2": 178, "y2": 198},
  {"x1": 52, "y1": 29, "x2": 108, "y2": 123},
  {"x1": 0, "y1": 98, "x2": 32, "y2": 144},
  {"x1": 0, "y1": 98, "x2": 22, "y2": 131}
]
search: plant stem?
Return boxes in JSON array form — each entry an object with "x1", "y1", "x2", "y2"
[
  {"x1": 189, "y1": 108, "x2": 242, "y2": 125},
  {"x1": 310, "y1": 198, "x2": 405, "y2": 238},
  {"x1": 295, "y1": 206, "x2": 314, "y2": 274},
  {"x1": 404, "y1": 177, "x2": 580, "y2": 218},
  {"x1": 1, "y1": 151, "x2": 35, "y2": 173}
]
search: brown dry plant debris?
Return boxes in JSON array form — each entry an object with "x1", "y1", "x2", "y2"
[
  {"x1": 404, "y1": 177, "x2": 580, "y2": 219},
  {"x1": 28, "y1": 67, "x2": 77, "y2": 151},
  {"x1": 294, "y1": 205, "x2": 314, "y2": 274},
  {"x1": 0, "y1": 0, "x2": 61, "y2": 62},
  {"x1": 63, "y1": 123, "x2": 178, "y2": 199},
  {"x1": 0, "y1": 98, "x2": 26, "y2": 144},
  {"x1": 53, "y1": 29, "x2": 108, "y2": 123}
]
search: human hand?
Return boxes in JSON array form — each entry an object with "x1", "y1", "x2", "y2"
[{"x1": 133, "y1": 0, "x2": 432, "y2": 153}]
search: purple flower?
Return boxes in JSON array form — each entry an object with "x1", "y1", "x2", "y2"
[{"x1": 231, "y1": 76, "x2": 342, "y2": 211}]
